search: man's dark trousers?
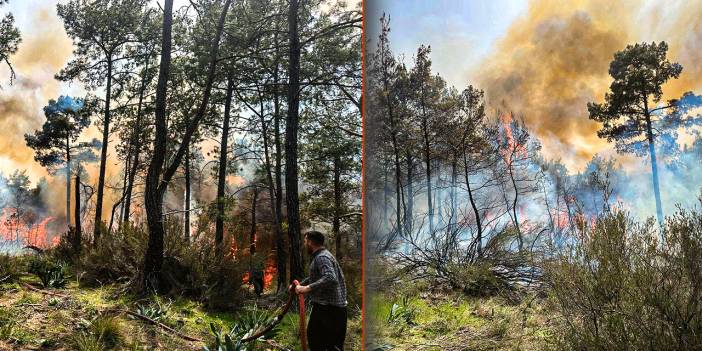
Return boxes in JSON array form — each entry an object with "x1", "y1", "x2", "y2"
[{"x1": 307, "y1": 302, "x2": 347, "y2": 350}]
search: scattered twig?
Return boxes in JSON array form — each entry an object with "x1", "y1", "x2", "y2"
[
  {"x1": 261, "y1": 338, "x2": 291, "y2": 350},
  {"x1": 119, "y1": 309, "x2": 203, "y2": 342},
  {"x1": 21, "y1": 283, "x2": 69, "y2": 298}
]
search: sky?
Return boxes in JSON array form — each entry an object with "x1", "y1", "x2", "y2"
[
  {"x1": 366, "y1": 0, "x2": 702, "y2": 172},
  {"x1": 366, "y1": 0, "x2": 528, "y2": 89}
]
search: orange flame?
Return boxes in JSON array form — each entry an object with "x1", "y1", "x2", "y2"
[
  {"x1": 0, "y1": 208, "x2": 56, "y2": 248},
  {"x1": 242, "y1": 254, "x2": 278, "y2": 290}
]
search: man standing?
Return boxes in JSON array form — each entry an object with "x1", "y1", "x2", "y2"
[{"x1": 295, "y1": 230, "x2": 348, "y2": 350}]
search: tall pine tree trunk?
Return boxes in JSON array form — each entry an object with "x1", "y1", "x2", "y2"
[
  {"x1": 123, "y1": 60, "x2": 150, "y2": 226},
  {"x1": 184, "y1": 148, "x2": 191, "y2": 241},
  {"x1": 144, "y1": 0, "x2": 231, "y2": 283},
  {"x1": 250, "y1": 187, "x2": 258, "y2": 255},
  {"x1": 263, "y1": 73, "x2": 287, "y2": 291},
  {"x1": 422, "y1": 117, "x2": 433, "y2": 235},
  {"x1": 74, "y1": 172, "x2": 81, "y2": 254},
  {"x1": 463, "y1": 150, "x2": 482, "y2": 257},
  {"x1": 333, "y1": 155, "x2": 342, "y2": 259},
  {"x1": 65, "y1": 139, "x2": 71, "y2": 231},
  {"x1": 95, "y1": 58, "x2": 113, "y2": 241},
  {"x1": 215, "y1": 75, "x2": 235, "y2": 256},
  {"x1": 646, "y1": 117, "x2": 664, "y2": 226},
  {"x1": 143, "y1": 0, "x2": 173, "y2": 287},
  {"x1": 285, "y1": 0, "x2": 304, "y2": 281}
]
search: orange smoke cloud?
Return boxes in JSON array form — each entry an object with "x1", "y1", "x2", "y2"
[
  {"x1": 475, "y1": 0, "x2": 702, "y2": 171},
  {"x1": 0, "y1": 7, "x2": 76, "y2": 221}
]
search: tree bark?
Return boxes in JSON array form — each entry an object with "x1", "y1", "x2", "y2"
[
  {"x1": 94, "y1": 57, "x2": 113, "y2": 241},
  {"x1": 422, "y1": 111, "x2": 433, "y2": 234},
  {"x1": 65, "y1": 137, "x2": 71, "y2": 231},
  {"x1": 263, "y1": 70, "x2": 287, "y2": 291},
  {"x1": 644, "y1": 102, "x2": 664, "y2": 227},
  {"x1": 143, "y1": 0, "x2": 174, "y2": 287},
  {"x1": 215, "y1": 75, "x2": 235, "y2": 256},
  {"x1": 184, "y1": 148, "x2": 191, "y2": 241},
  {"x1": 123, "y1": 59, "x2": 150, "y2": 226},
  {"x1": 144, "y1": 0, "x2": 232, "y2": 286},
  {"x1": 463, "y1": 150, "x2": 482, "y2": 257},
  {"x1": 285, "y1": 0, "x2": 304, "y2": 281},
  {"x1": 333, "y1": 155, "x2": 342, "y2": 259},
  {"x1": 250, "y1": 187, "x2": 258, "y2": 255},
  {"x1": 74, "y1": 172, "x2": 81, "y2": 254}
]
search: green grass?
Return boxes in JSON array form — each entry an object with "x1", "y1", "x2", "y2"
[{"x1": 368, "y1": 286, "x2": 555, "y2": 351}]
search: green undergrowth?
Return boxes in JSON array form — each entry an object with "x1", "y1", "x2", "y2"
[
  {"x1": 367, "y1": 282, "x2": 556, "y2": 351},
  {"x1": 0, "y1": 272, "x2": 347, "y2": 350}
]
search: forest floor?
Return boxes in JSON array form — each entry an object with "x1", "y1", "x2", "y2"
[
  {"x1": 366, "y1": 282, "x2": 555, "y2": 351},
  {"x1": 0, "y1": 274, "x2": 361, "y2": 351}
]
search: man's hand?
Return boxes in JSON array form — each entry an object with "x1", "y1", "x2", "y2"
[{"x1": 295, "y1": 284, "x2": 311, "y2": 295}]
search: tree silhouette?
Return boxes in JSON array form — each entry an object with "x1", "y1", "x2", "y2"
[
  {"x1": 588, "y1": 41, "x2": 682, "y2": 226},
  {"x1": 24, "y1": 96, "x2": 99, "y2": 230}
]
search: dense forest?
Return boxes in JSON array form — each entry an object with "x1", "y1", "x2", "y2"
[
  {"x1": 366, "y1": 13, "x2": 702, "y2": 351},
  {"x1": 0, "y1": 0, "x2": 361, "y2": 350}
]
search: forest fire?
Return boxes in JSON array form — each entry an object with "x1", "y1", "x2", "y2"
[
  {"x1": 0, "y1": 208, "x2": 57, "y2": 249},
  {"x1": 242, "y1": 254, "x2": 278, "y2": 289}
]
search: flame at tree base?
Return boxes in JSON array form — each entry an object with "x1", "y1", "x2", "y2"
[{"x1": 242, "y1": 254, "x2": 278, "y2": 290}]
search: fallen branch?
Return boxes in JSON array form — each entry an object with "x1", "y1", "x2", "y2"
[
  {"x1": 119, "y1": 309, "x2": 203, "y2": 342},
  {"x1": 21, "y1": 283, "x2": 69, "y2": 298}
]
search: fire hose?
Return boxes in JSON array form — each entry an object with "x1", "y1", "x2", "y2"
[{"x1": 240, "y1": 280, "x2": 307, "y2": 351}]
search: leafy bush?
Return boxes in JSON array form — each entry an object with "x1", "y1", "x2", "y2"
[
  {"x1": 28, "y1": 255, "x2": 69, "y2": 288},
  {"x1": 548, "y1": 209, "x2": 702, "y2": 350},
  {"x1": 77, "y1": 224, "x2": 146, "y2": 287}
]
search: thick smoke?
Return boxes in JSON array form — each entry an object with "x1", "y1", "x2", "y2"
[{"x1": 475, "y1": 0, "x2": 702, "y2": 171}]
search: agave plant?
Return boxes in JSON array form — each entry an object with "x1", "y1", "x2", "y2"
[
  {"x1": 387, "y1": 296, "x2": 417, "y2": 326},
  {"x1": 203, "y1": 306, "x2": 281, "y2": 351},
  {"x1": 29, "y1": 257, "x2": 69, "y2": 289},
  {"x1": 203, "y1": 323, "x2": 244, "y2": 351},
  {"x1": 135, "y1": 296, "x2": 172, "y2": 323}
]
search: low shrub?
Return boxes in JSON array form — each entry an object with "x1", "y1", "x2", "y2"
[
  {"x1": 548, "y1": 209, "x2": 702, "y2": 350},
  {"x1": 77, "y1": 219, "x2": 247, "y2": 310},
  {"x1": 0, "y1": 254, "x2": 24, "y2": 284}
]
